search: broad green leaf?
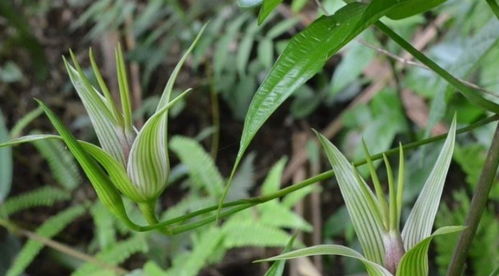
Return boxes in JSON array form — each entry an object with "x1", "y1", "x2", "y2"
[
  {"x1": 401, "y1": 118, "x2": 456, "y2": 250},
  {"x1": 258, "y1": 0, "x2": 283, "y2": 24},
  {"x1": 258, "y1": 38, "x2": 274, "y2": 68},
  {"x1": 170, "y1": 136, "x2": 224, "y2": 198},
  {"x1": 0, "y1": 109, "x2": 12, "y2": 202},
  {"x1": 237, "y1": 21, "x2": 259, "y2": 76},
  {"x1": 386, "y1": 0, "x2": 446, "y2": 20},
  {"x1": 6, "y1": 205, "x2": 85, "y2": 276},
  {"x1": 259, "y1": 244, "x2": 392, "y2": 276},
  {"x1": 396, "y1": 226, "x2": 465, "y2": 276},
  {"x1": 316, "y1": 132, "x2": 385, "y2": 264},
  {"x1": 229, "y1": 0, "x2": 406, "y2": 203},
  {"x1": 263, "y1": 235, "x2": 296, "y2": 276}
]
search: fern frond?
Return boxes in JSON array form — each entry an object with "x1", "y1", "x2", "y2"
[
  {"x1": 90, "y1": 202, "x2": 116, "y2": 251},
  {"x1": 6, "y1": 205, "x2": 85, "y2": 276},
  {"x1": 0, "y1": 186, "x2": 70, "y2": 217},
  {"x1": 32, "y1": 135, "x2": 81, "y2": 191},
  {"x1": 165, "y1": 227, "x2": 223, "y2": 276},
  {"x1": 222, "y1": 220, "x2": 294, "y2": 248},
  {"x1": 170, "y1": 136, "x2": 224, "y2": 198},
  {"x1": 72, "y1": 234, "x2": 148, "y2": 276}
]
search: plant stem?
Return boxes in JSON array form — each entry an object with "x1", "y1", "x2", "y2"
[
  {"x1": 138, "y1": 201, "x2": 158, "y2": 225},
  {"x1": 136, "y1": 115, "x2": 498, "y2": 232},
  {"x1": 0, "y1": 218, "x2": 128, "y2": 275},
  {"x1": 447, "y1": 122, "x2": 499, "y2": 276}
]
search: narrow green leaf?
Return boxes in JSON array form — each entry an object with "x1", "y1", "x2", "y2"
[
  {"x1": 396, "y1": 226, "x2": 465, "y2": 276},
  {"x1": 65, "y1": 55, "x2": 129, "y2": 165},
  {"x1": 316, "y1": 132, "x2": 386, "y2": 264},
  {"x1": 386, "y1": 0, "x2": 446, "y2": 20},
  {"x1": 156, "y1": 24, "x2": 206, "y2": 112},
  {"x1": 170, "y1": 136, "x2": 224, "y2": 198},
  {"x1": 115, "y1": 44, "x2": 133, "y2": 131},
  {"x1": 396, "y1": 144, "x2": 404, "y2": 228},
  {"x1": 401, "y1": 118, "x2": 456, "y2": 250},
  {"x1": 0, "y1": 109, "x2": 12, "y2": 202},
  {"x1": 263, "y1": 235, "x2": 296, "y2": 276},
  {"x1": 258, "y1": 0, "x2": 283, "y2": 24},
  {"x1": 89, "y1": 47, "x2": 122, "y2": 126},
  {"x1": 35, "y1": 100, "x2": 134, "y2": 228},
  {"x1": 259, "y1": 244, "x2": 392, "y2": 276},
  {"x1": 239, "y1": 0, "x2": 263, "y2": 8},
  {"x1": 376, "y1": 21, "x2": 499, "y2": 114}
]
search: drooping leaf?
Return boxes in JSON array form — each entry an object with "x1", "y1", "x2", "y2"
[
  {"x1": 396, "y1": 226, "x2": 465, "y2": 276},
  {"x1": 0, "y1": 109, "x2": 12, "y2": 202},
  {"x1": 6, "y1": 205, "x2": 85, "y2": 276},
  {"x1": 401, "y1": 118, "x2": 456, "y2": 250},
  {"x1": 386, "y1": 0, "x2": 447, "y2": 20},
  {"x1": 170, "y1": 136, "x2": 224, "y2": 198},
  {"x1": 258, "y1": 0, "x2": 283, "y2": 24},
  {"x1": 259, "y1": 244, "x2": 392, "y2": 276},
  {"x1": 263, "y1": 235, "x2": 296, "y2": 276},
  {"x1": 316, "y1": 132, "x2": 385, "y2": 265}
]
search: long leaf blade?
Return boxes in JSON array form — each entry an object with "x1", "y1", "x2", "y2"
[
  {"x1": 401, "y1": 118, "x2": 456, "y2": 250},
  {"x1": 259, "y1": 244, "x2": 392, "y2": 276},
  {"x1": 316, "y1": 133, "x2": 386, "y2": 264},
  {"x1": 0, "y1": 109, "x2": 12, "y2": 202}
]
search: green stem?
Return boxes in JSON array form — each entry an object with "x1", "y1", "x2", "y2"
[
  {"x1": 447, "y1": 123, "x2": 499, "y2": 276},
  {"x1": 132, "y1": 115, "x2": 498, "y2": 233},
  {"x1": 138, "y1": 201, "x2": 159, "y2": 225},
  {"x1": 375, "y1": 21, "x2": 499, "y2": 114}
]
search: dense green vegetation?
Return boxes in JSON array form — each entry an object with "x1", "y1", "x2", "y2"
[{"x1": 0, "y1": 0, "x2": 498, "y2": 275}]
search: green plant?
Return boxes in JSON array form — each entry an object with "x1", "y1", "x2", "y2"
[{"x1": 1, "y1": 0, "x2": 499, "y2": 274}]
